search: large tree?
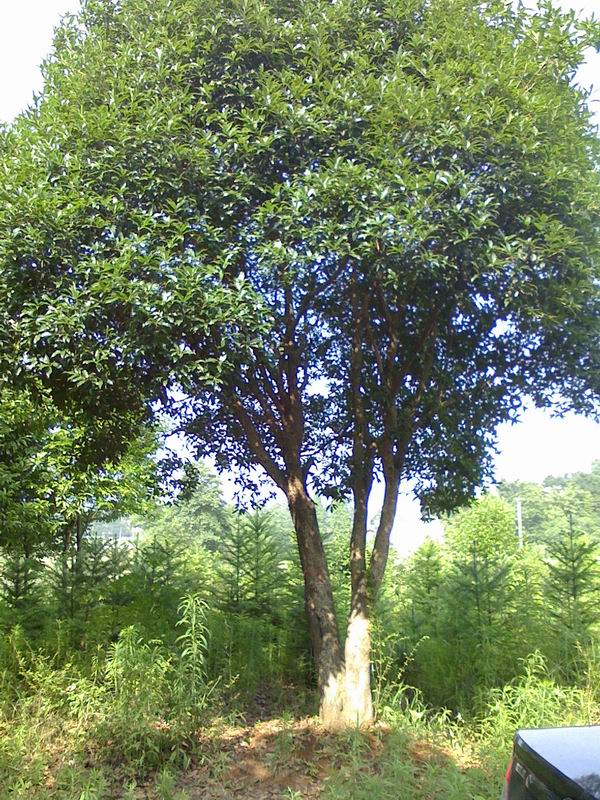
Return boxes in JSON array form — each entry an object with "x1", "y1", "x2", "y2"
[{"x1": 1, "y1": 0, "x2": 599, "y2": 726}]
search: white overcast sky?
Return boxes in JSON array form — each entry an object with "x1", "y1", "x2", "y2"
[{"x1": 1, "y1": 0, "x2": 599, "y2": 550}]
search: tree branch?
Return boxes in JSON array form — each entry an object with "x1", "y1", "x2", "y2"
[{"x1": 230, "y1": 394, "x2": 287, "y2": 491}]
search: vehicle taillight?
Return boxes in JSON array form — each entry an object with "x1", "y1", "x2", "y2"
[{"x1": 500, "y1": 758, "x2": 513, "y2": 800}]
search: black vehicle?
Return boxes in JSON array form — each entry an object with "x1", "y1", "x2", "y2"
[{"x1": 502, "y1": 726, "x2": 600, "y2": 800}]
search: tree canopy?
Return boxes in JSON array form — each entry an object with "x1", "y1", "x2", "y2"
[{"x1": 2, "y1": 0, "x2": 599, "y2": 497}]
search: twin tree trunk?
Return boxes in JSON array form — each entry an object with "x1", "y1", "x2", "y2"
[
  {"x1": 286, "y1": 475, "x2": 397, "y2": 728},
  {"x1": 229, "y1": 286, "x2": 406, "y2": 727}
]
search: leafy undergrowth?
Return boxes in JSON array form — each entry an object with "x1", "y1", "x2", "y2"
[
  {"x1": 3, "y1": 648, "x2": 599, "y2": 800},
  {"x1": 0, "y1": 713, "x2": 500, "y2": 800}
]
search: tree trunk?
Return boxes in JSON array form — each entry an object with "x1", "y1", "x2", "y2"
[
  {"x1": 75, "y1": 513, "x2": 83, "y2": 552},
  {"x1": 340, "y1": 276, "x2": 375, "y2": 725},
  {"x1": 286, "y1": 476, "x2": 346, "y2": 727},
  {"x1": 343, "y1": 582, "x2": 373, "y2": 726}
]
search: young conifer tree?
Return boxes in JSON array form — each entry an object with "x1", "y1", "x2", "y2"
[
  {"x1": 545, "y1": 510, "x2": 600, "y2": 669},
  {"x1": 218, "y1": 511, "x2": 287, "y2": 617}
]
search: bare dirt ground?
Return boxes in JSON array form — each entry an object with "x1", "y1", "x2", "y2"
[
  {"x1": 130, "y1": 716, "x2": 462, "y2": 800},
  {"x1": 178, "y1": 718, "x2": 349, "y2": 799}
]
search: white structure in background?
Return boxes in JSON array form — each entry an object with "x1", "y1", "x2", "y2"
[
  {"x1": 90, "y1": 519, "x2": 140, "y2": 546},
  {"x1": 516, "y1": 497, "x2": 524, "y2": 549}
]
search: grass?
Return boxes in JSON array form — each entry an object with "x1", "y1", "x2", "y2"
[
  {"x1": 1, "y1": 632, "x2": 599, "y2": 800},
  {"x1": 0, "y1": 689, "x2": 496, "y2": 799},
  {"x1": 321, "y1": 728, "x2": 490, "y2": 800}
]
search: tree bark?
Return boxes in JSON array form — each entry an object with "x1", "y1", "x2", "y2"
[
  {"x1": 344, "y1": 468, "x2": 402, "y2": 726},
  {"x1": 369, "y1": 474, "x2": 401, "y2": 595},
  {"x1": 343, "y1": 581, "x2": 373, "y2": 725},
  {"x1": 286, "y1": 475, "x2": 346, "y2": 727},
  {"x1": 342, "y1": 275, "x2": 375, "y2": 725}
]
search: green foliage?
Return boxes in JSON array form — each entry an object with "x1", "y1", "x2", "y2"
[
  {"x1": 0, "y1": 467, "x2": 597, "y2": 796},
  {"x1": 1, "y1": 0, "x2": 599, "y2": 565},
  {"x1": 393, "y1": 498, "x2": 523, "y2": 705},
  {"x1": 386, "y1": 490, "x2": 598, "y2": 710},
  {"x1": 0, "y1": 0, "x2": 262, "y2": 448},
  {"x1": 138, "y1": 466, "x2": 233, "y2": 552},
  {"x1": 321, "y1": 723, "x2": 491, "y2": 800},
  {"x1": 0, "y1": 594, "x2": 217, "y2": 794},
  {"x1": 207, "y1": 609, "x2": 310, "y2": 695},
  {"x1": 218, "y1": 510, "x2": 287, "y2": 616},
  {"x1": 322, "y1": 503, "x2": 353, "y2": 620},
  {"x1": 97, "y1": 627, "x2": 174, "y2": 770},
  {"x1": 174, "y1": 594, "x2": 210, "y2": 714},
  {"x1": 363, "y1": 651, "x2": 600, "y2": 800},
  {"x1": 477, "y1": 651, "x2": 600, "y2": 757},
  {"x1": 444, "y1": 498, "x2": 518, "y2": 664},
  {"x1": 0, "y1": 385, "x2": 166, "y2": 563},
  {"x1": 0, "y1": 0, "x2": 599, "y2": 734},
  {"x1": 0, "y1": 0, "x2": 598, "y2": 779},
  {"x1": 544, "y1": 511, "x2": 600, "y2": 669},
  {"x1": 444, "y1": 496, "x2": 517, "y2": 556},
  {"x1": 404, "y1": 539, "x2": 444, "y2": 640},
  {"x1": 0, "y1": 554, "x2": 44, "y2": 616},
  {"x1": 499, "y1": 473, "x2": 600, "y2": 545}
]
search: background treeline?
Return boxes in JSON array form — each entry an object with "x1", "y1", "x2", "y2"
[
  {"x1": 3, "y1": 422, "x2": 599, "y2": 716},
  {"x1": 390, "y1": 466, "x2": 600, "y2": 709}
]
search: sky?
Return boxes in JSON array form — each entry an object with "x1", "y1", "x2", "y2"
[{"x1": 1, "y1": 0, "x2": 599, "y2": 552}]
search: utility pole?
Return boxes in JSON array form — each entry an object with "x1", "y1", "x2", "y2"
[{"x1": 516, "y1": 497, "x2": 524, "y2": 549}]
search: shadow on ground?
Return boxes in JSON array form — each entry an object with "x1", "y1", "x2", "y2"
[{"x1": 128, "y1": 716, "x2": 494, "y2": 800}]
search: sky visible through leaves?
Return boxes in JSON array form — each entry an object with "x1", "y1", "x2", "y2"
[{"x1": 0, "y1": 0, "x2": 599, "y2": 551}]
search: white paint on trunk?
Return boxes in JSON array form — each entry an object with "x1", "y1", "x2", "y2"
[
  {"x1": 320, "y1": 668, "x2": 346, "y2": 729},
  {"x1": 343, "y1": 607, "x2": 374, "y2": 726}
]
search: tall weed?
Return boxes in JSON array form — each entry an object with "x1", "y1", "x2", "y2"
[
  {"x1": 478, "y1": 651, "x2": 600, "y2": 747},
  {"x1": 474, "y1": 651, "x2": 600, "y2": 784}
]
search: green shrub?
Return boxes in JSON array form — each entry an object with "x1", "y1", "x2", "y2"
[{"x1": 477, "y1": 652, "x2": 600, "y2": 756}]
